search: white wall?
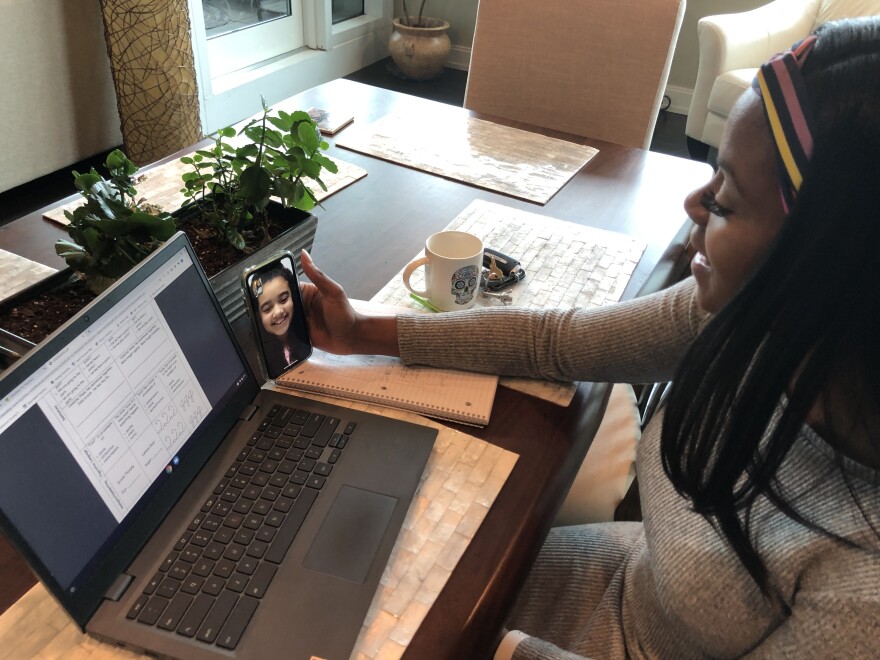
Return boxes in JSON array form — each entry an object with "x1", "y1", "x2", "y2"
[
  {"x1": 0, "y1": 0, "x2": 122, "y2": 193},
  {"x1": 669, "y1": 0, "x2": 768, "y2": 87}
]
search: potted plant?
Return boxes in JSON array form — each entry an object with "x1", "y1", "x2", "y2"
[
  {"x1": 0, "y1": 150, "x2": 177, "y2": 365},
  {"x1": 0, "y1": 102, "x2": 337, "y2": 364},
  {"x1": 179, "y1": 98, "x2": 336, "y2": 252},
  {"x1": 56, "y1": 149, "x2": 178, "y2": 294},
  {"x1": 389, "y1": 0, "x2": 452, "y2": 81},
  {"x1": 177, "y1": 98, "x2": 338, "y2": 322}
]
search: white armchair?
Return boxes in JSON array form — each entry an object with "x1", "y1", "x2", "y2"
[{"x1": 685, "y1": 0, "x2": 880, "y2": 156}]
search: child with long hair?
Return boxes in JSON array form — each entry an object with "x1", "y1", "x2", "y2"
[{"x1": 250, "y1": 265, "x2": 307, "y2": 377}]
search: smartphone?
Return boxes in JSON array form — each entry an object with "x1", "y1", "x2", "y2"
[{"x1": 241, "y1": 251, "x2": 312, "y2": 379}]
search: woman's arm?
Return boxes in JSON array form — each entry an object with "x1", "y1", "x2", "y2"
[
  {"x1": 300, "y1": 250, "x2": 709, "y2": 384},
  {"x1": 398, "y1": 278, "x2": 708, "y2": 384},
  {"x1": 742, "y1": 586, "x2": 880, "y2": 659}
]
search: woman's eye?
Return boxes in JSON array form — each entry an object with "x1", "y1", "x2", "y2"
[{"x1": 700, "y1": 191, "x2": 732, "y2": 217}]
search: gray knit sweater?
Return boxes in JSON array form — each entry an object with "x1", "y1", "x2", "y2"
[{"x1": 397, "y1": 278, "x2": 880, "y2": 659}]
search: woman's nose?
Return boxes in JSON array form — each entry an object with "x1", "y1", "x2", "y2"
[{"x1": 684, "y1": 187, "x2": 709, "y2": 227}]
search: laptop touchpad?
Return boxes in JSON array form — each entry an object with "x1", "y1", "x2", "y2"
[{"x1": 303, "y1": 485, "x2": 398, "y2": 583}]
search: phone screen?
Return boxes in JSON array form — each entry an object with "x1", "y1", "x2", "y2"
[{"x1": 244, "y1": 253, "x2": 312, "y2": 379}]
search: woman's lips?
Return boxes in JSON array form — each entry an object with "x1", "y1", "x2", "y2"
[
  {"x1": 691, "y1": 251, "x2": 711, "y2": 277},
  {"x1": 273, "y1": 313, "x2": 288, "y2": 326}
]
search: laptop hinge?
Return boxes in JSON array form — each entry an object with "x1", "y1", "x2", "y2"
[
  {"x1": 239, "y1": 404, "x2": 258, "y2": 421},
  {"x1": 105, "y1": 573, "x2": 134, "y2": 602}
]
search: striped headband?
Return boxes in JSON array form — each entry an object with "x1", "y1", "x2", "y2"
[{"x1": 752, "y1": 35, "x2": 818, "y2": 213}]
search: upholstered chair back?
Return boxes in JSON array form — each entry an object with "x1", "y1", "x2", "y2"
[{"x1": 465, "y1": 0, "x2": 687, "y2": 150}]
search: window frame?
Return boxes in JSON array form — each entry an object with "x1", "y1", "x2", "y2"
[
  {"x1": 205, "y1": 3, "x2": 306, "y2": 79},
  {"x1": 187, "y1": 0, "x2": 393, "y2": 134}
]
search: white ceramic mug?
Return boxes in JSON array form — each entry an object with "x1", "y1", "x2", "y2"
[{"x1": 402, "y1": 231, "x2": 484, "y2": 311}]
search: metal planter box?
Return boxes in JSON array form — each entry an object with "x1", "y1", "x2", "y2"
[{"x1": 0, "y1": 204, "x2": 317, "y2": 369}]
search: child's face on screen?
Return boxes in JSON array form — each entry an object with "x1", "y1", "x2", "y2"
[{"x1": 258, "y1": 277, "x2": 294, "y2": 338}]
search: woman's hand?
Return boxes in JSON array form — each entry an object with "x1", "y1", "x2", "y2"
[
  {"x1": 298, "y1": 250, "x2": 359, "y2": 354},
  {"x1": 299, "y1": 250, "x2": 400, "y2": 357}
]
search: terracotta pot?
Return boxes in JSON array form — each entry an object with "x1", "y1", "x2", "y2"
[{"x1": 389, "y1": 17, "x2": 452, "y2": 81}]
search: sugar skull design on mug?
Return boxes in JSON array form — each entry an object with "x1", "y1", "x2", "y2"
[
  {"x1": 451, "y1": 265, "x2": 479, "y2": 305},
  {"x1": 402, "y1": 230, "x2": 484, "y2": 312}
]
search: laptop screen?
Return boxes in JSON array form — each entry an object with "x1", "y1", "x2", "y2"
[{"x1": 0, "y1": 238, "x2": 252, "y2": 602}]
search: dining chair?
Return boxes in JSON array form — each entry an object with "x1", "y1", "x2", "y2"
[
  {"x1": 464, "y1": 0, "x2": 687, "y2": 150},
  {"x1": 553, "y1": 383, "x2": 641, "y2": 526}
]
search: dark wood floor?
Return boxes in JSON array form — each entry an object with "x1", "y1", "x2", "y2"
[{"x1": 0, "y1": 61, "x2": 697, "y2": 618}]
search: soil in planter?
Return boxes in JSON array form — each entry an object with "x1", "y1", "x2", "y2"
[
  {"x1": 0, "y1": 275, "x2": 97, "y2": 345},
  {"x1": 182, "y1": 216, "x2": 285, "y2": 279},
  {"x1": 0, "y1": 217, "x2": 291, "y2": 346}
]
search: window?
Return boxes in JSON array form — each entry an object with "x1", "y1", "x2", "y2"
[
  {"x1": 203, "y1": 0, "x2": 294, "y2": 38},
  {"x1": 203, "y1": 0, "x2": 306, "y2": 78},
  {"x1": 188, "y1": 0, "x2": 393, "y2": 133},
  {"x1": 332, "y1": 0, "x2": 364, "y2": 24}
]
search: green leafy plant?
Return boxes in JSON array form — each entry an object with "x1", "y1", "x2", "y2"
[
  {"x1": 55, "y1": 149, "x2": 177, "y2": 293},
  {"x1": 400, "y1": 0, "x2": 429, "y2": 26},
  {"x1": 179, "y1": 99, "x2": 338, "y2": 252}
]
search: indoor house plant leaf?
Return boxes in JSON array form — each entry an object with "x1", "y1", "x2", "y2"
[
  {"x1": 178, "y1": 99, "x2": 336, "y2": 253},
  {"x1": 55, "y1": 149, "x2": 177, "y2": 293}
]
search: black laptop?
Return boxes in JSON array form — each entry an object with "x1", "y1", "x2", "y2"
[{"x1": 0, "y1": 232, "x2": 436, "y2": 659}]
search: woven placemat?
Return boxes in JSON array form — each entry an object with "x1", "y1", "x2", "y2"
[
  {"x1": 0, "y1": 249, "x2": 58, "y2": 304},
  {"x1": 372, "y1": 199, "x2": 646, "y2": 406},
  {"x1": 337, "y1": 113, "x2": 597, "y2": 205},
  {"x1": 43, "y1": 155, "x2": 367, "y2": 226}
]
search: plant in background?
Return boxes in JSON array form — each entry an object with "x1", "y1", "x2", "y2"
[
  {"x1": 55, "y1": 149, "x2": 177, "y2": 293},
  {"x1": 179, "y1": 99, "x2": 338, "y2": 252},
  {"x1": 400, "y1": 0, "x2": 429, "y2": 26}
]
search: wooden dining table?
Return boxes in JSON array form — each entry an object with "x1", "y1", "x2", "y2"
[{"x1": 0, "y1": 78, "x2": 712, "y2": 658}]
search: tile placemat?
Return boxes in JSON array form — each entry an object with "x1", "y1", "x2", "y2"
[
  {"x1": 0, "y1": 249, "x2": 58, "y2": 304},
  {"x1": 372, "y1": 200, "x2": 646, "y2": 406},
  {"x1": 336, "y1": 113, "x2": 598, "y2": 205},
  {"x1": 42, "y1": 155, "x2": 367, "y2": 226},
  {"x1": 336, "y1": 398, "x2": 517, "y2": 659},
  {"x1": 0, "y1": 394, "x2": 517, "y2": 660}
]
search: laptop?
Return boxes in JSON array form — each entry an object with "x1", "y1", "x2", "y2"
[{"x1": 0, "y1": 232, "x2": 437, "y2": 659}]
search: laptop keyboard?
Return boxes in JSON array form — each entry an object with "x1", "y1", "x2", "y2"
[{"x1": 125, "y1": 403, "x2": 357, "y2": 650}]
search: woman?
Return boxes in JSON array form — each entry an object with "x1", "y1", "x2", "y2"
[
  {"x1": 250, "y1": 265, "x2": 308, "y2": 377},
  {"x1": 299, "y1": 18, "x2": 880, "y2": 658}
]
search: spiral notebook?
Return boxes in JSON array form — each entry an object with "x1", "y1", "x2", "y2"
[{"x1": 274, "y1": 348, "x2": 498, "y2": 426}]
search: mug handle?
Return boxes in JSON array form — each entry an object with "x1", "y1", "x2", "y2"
[{"x1": 402, "y1": 256, "x2": 430, "y2": 296}]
